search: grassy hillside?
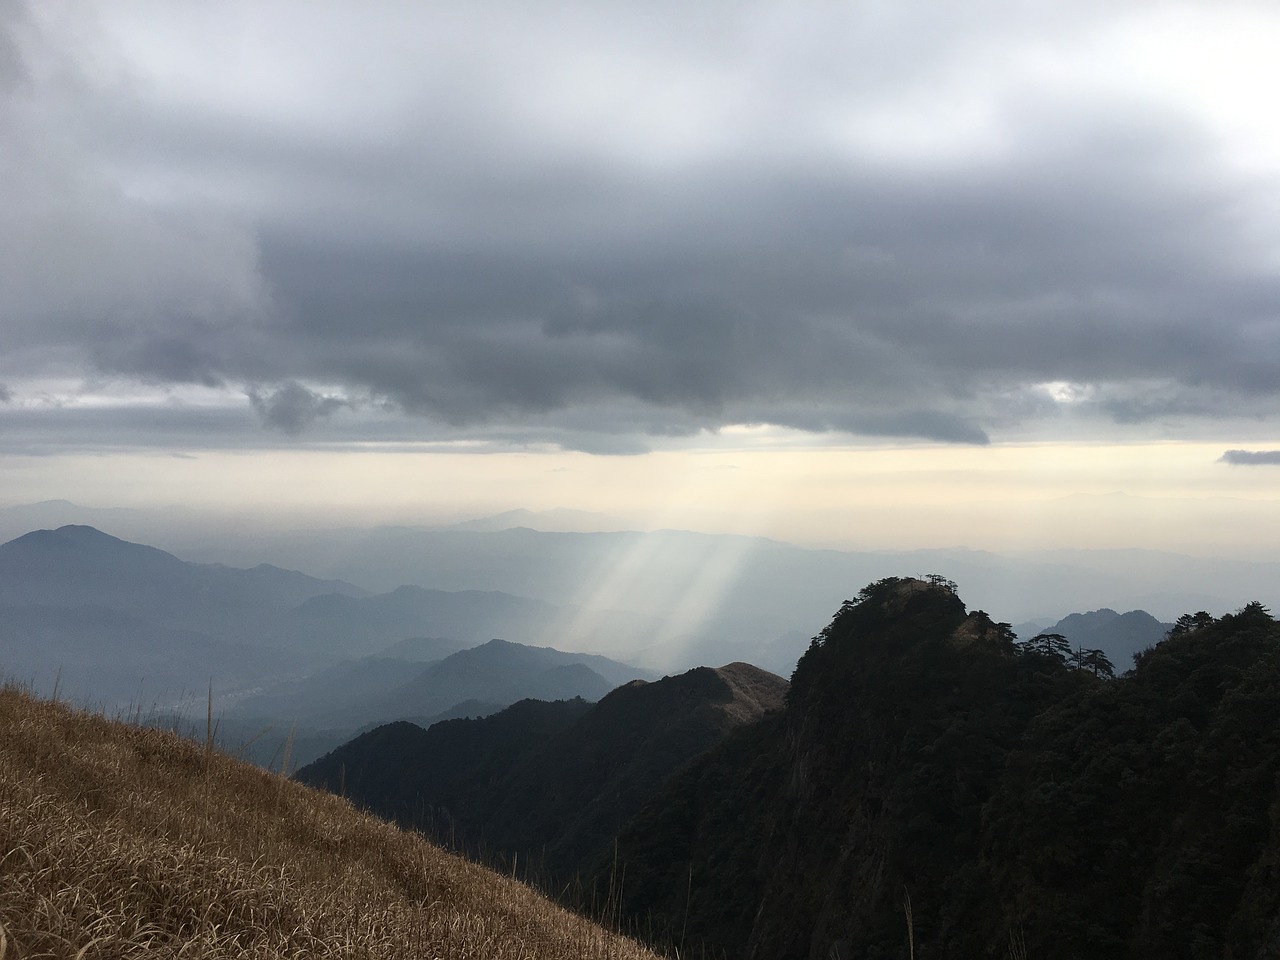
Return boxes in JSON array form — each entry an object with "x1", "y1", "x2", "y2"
[{"x1": 0, "y1": 686, "x2": 659, "y2": 960}]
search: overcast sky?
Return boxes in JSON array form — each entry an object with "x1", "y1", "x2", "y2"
[{"x1": 2, "y1": 1, "x2": 1279, "y2": 550}]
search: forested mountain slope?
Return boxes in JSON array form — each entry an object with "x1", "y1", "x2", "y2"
[
  {"x1": 297, "y1": 662, "x2": 788, "y2": 884},
  {"x1": 603, "y1": 578, "x2": 1280, "y2": 960}
]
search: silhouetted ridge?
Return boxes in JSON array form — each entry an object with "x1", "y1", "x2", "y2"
[{"x1": 299, "y1": 661, "x2": 788, "y2": 885}]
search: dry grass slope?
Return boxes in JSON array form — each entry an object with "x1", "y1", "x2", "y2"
[{"x1": 0, "y1": 686, "x2": 661, "y2": 960}]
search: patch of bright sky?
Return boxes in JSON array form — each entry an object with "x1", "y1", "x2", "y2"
[
  {"x1": 1100, "y1": 5, "x2": 1280, "y2": 177},
  {"x1": 4, "y1": 439, "x2": 1278, "y2": 557}
]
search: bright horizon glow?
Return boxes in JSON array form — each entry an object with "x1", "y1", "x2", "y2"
[{"x1": 4, "y1": 438, "x2": 1279, "y2": 558}]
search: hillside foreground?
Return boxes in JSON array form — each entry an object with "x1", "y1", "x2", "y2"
[{"x1": 0, "y1": 686, "x2": 660, "y2": 960}]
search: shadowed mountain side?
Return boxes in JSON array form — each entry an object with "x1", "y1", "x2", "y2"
[
  {"x1": 155, "y1": 697, "x2": 512, "y2": 775},
  {"x1": 472, "y1": 662, "x2": 791, "y2": 878},
  {"x1": 296, "y1": 698, "x2": 596, "y2": 826},
  {"x1": 598, "y1": 579, "x2": 1280, "y2": 960},
  {"x1": 226, "y1": 649, "x2": 469, "y2": 725},
  {"x1": 297, "y1": 662, "x2": 788, "y2": 882}
]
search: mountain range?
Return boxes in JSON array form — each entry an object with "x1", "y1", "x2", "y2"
[
  {"x1": 10, "y1": 500, "x2": 1280, "y2": 676},
  {"x1": 1014, "y1": 607, "x2": 1174, "y2": 669},
  {"x1": 0, "y1": 525, "x2": 649, "y2": 737},
  {"x1": 297, "y1": 577, "x2": 1280, "y2": 959},
  {"x1": 222, "y1": 638, "x2": 649, "y2": 769}
]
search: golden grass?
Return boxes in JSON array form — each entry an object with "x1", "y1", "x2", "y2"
[{"x1": 0, "y1": 686, "x2": 662, "y2": 960}]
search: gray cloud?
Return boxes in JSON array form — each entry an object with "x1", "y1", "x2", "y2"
[
  {"x1": 3, "y1": 1, "x2": 1280, "y2": 451},
  {"x1": 1220, "y1": 450, "x2": 1280, "y2": 466},
  {"x1": 247, "y1": 381, "x2": 352, "y2": 435}
]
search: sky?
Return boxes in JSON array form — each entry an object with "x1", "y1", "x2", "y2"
[{"x1": 2, "y1": 0, "x2": 1279, "y2": 554}]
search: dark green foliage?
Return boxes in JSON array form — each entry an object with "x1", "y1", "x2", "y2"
[
  {"x1": 1024, "y1": 631, "x2": 1072, "y2": 661},
  {"x1": 605, "y1": 579, "x2": 1280, "y2": 960},
  {"x1": 295, "y1": 697, "x2": 594, "y2": 839}
]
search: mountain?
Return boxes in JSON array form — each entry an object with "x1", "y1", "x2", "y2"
[
  {"x1": 212, "y1": 638, "x2": 643, "y2": 771},
  {"x1": 224, "y1": 651, "x2": 468, "y2": 724},
  {"x1": 0, "y1": 525, "x2": 372, "y2": 708},
  {"x1": 376, "y1": 635, "x2": 466, "y2": 660},
  {"x1": 0, "y1": 525, "x2": 594, "y2": 713},
  {"x1": 447, "y1": 508, "x2": 629, "y2": 533},
  {"x1": 368, "y1": 638, "x2": 644, "y2": 722},
  {"x1": 296, "y1": 698, "x2": 596, "y2": 828},
  {"x1": 297, "y1": 661, "x2": 788, "y2": 882},
  {"x1": 285, "y1": 586, "x2": 571, "y2": 658},
  {"x1": 0, "y1": 684, "x2": 659, "y2": 960},
  {"x1": 0, "y1": 525, "x2": 368, "y2": 628},
  {"x1": 0, "y1": 604, "x2": 271, "y2": 712},
  {"x1": 227, "y1": 639, "x2": 636, "y2": 730},
  {"x1": 598, "y1": 579, "x2": 1280, "y2": 959},
  {"x1": 1041, "y1": 607, "x2": 1173, "y2": 668}
]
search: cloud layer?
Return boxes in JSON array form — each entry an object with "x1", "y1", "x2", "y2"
[
  {"x1": 3, "y1": 1, "x2": 1280, "y2": 452},
  {"x1": 1220, "y1": 449, "x2": 1280, "y2": 466}
]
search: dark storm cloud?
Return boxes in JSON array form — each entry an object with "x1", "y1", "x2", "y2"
[
  {"x1": 3, "y1": 1, "x2": 1280, "y2": 451},
  {"x1": 1219, "y1": 450, "x2": 1280, "y2": 466}
]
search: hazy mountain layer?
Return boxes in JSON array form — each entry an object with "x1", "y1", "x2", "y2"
[
  {"x1": 227, "y1": 638, "x2": 640, "y2": 732},
  {"x1": 177, "y1": 521, "x2": 1280, "y2": 673},
  {"x1": 1041, "y1": 606, "x2": 1174, "y2": 669},
  {"x1": 0, "y1": 525, "x2": 621, "y2": 713}
]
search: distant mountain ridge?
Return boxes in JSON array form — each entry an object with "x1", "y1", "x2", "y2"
[
  {"x1": 229, "y1": 638, "x2": 646, "y2": 737},
  {"x1": 0, "y1": 525, "x2": 617, "y2": 715},
  {"x1": 1017, "y1": 607, "x2": 1174, "y2": 669}
]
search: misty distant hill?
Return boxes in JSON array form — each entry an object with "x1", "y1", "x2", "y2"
[
  {"x1": 369, "y1": 638, "x2": 646, "y2": 723},
  {"x1": 298, "y1": 661, "x2": 788, "y2": 881},
  {"x1": 228, "y1": 638, "x2": 641, "y2": 731},
  {"x1": 0, "y1": 526, "x2": 614, "y2": 715},
  {"x1": 0, "y1": 525, "x2": 373, "y2": 707},
  {"x1": 0, "y1": 525, "x2": 368, "y2": 637},
  {"x1": 446, "y1": 508, "x2": 628, "y2": 533},
  {"x1": 0, "y1": 604, "x2": 270, "y2": 711},
  {"x1": 214, "y1": 638, "x2": 647, "y2": 769},
  {"x1": 286, "y1": 586, "x2": 570, "y2": 658},
  {"x1": 1032, "y1": 608, "x2": 1174, "y2": 669},
  {"x1": 180, "y1": 523, "x2": 1280, "y2": 674}
]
